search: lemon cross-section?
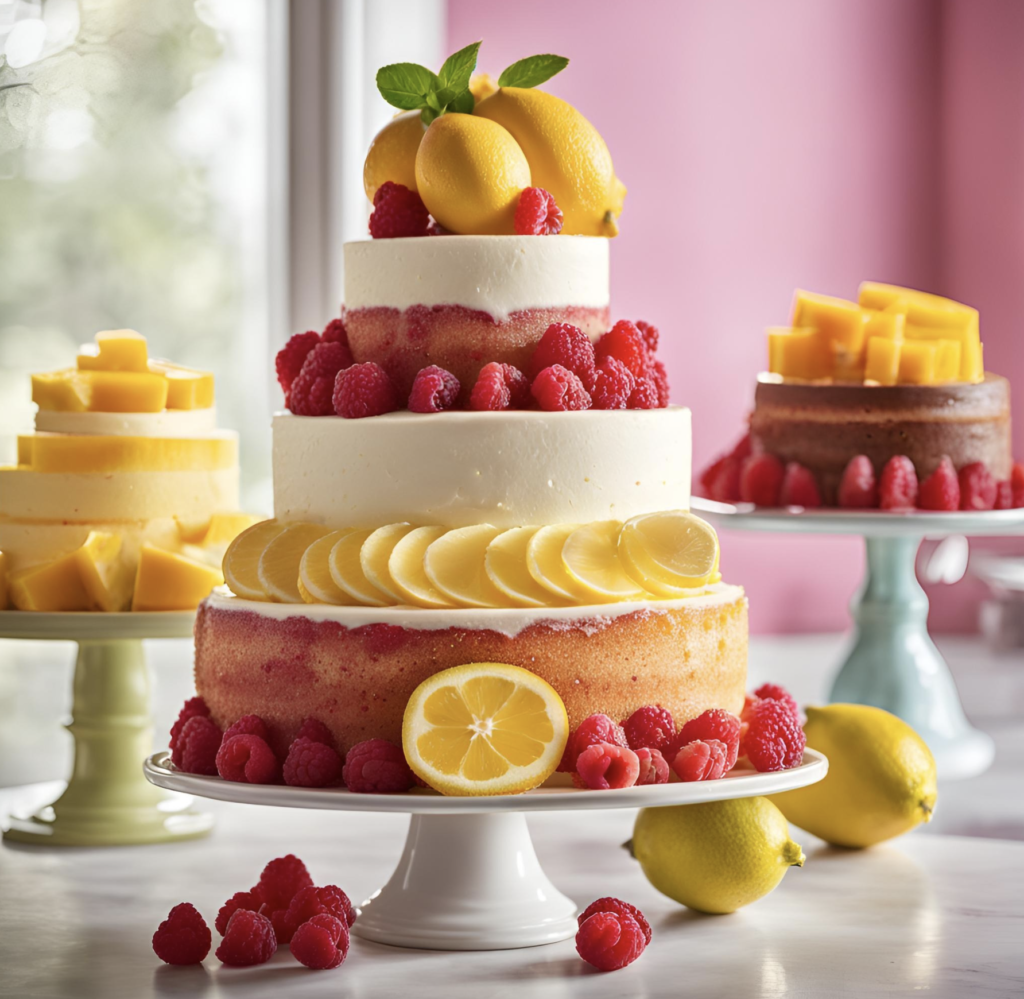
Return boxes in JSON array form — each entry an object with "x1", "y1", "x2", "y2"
[
  {"x1": 618, "y1": 511, "x2": 719, "y2": 597},
  {"x1": 402, "y1": 662, "x2": 569, "y2": 797},
  {"x1": 561, "y1": 520, "x2": 648, "y2": 602},
  {"x1": 258, "y1": 523, "x2": 331, "y2": 603},
  {"x1": 223, "y1": 520, "x2": 285, "y2": 601}
]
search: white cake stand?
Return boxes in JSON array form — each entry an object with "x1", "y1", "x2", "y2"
[
  {"x1": 694, "y1": 498, "x2": 1024, "y2": 781},
  {"x1": 1, "y1": 611, "x2": 213, "y2": 846},
  {"x1": 144, "y1": 748, "x2": 827, "y2": 951}
]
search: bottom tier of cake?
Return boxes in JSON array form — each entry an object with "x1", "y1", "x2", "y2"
[{"x1": 194, "y1": 586, "x2": 748, "y2": 757}]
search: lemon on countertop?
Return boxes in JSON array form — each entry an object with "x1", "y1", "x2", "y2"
[
  {"x1": 769, "y1": 704, "x2": 937, "y2": 848},
  {"x1": 632, "y1": 797, "x2": 805, "y2": 914}
]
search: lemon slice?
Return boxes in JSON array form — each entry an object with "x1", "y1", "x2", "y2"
[
  {"x1": 388, "y1": 526, "x2": 454, "y2": 608},
  {"x1": 525, "y1": 524, "x2": 590, "y2": 602},
  {"x1": 258, "y1": 523, "x2": 331, "y2": 603},
  {"x1": 485, "y1": 527, "x2": 560, "y2": 608},
  {"x1": 561, "y1": 520, "x2": 648, "y2": 602},
  {"x1": 424, "y1": 525, "x2": 507, "y2": 608},
  {"x1": 328, "y1": 529, "x2": 391, "y2": 606},
  {"x1": 402, "y1": 662, "x2": 569, "y2": 796},
  {"x1": 618, "y1": 510, "x2": 720, "y2": 596},
  {"x1": 361, "y1": 523, "x2": 416, "y2": 603},
  {"x1": 299, "y1": 529, "x2": 355, "y2": 605},
  {"x1": 223, "y1": 519, "x2": 285, "y2": 600}
]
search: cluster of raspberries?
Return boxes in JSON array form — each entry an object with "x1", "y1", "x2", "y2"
[
  {"x1": 169, "y1": 698, "x2": 415, "y2": 794},
  {"x1": 152, "y1": 854, "x2": 355, "y2": 971},
  {"x1": 367, "y1": 181, "x2": 564, "y2": 240},
  {"x1": 276, "y1": 316, "x2": 670, "y2": 419},
  {"x1": 564, "y1": 682, "x2": 805, "y2": 790},
  {"x1": 703, "y1": 434, "x2": 1024, "y2": 511}
]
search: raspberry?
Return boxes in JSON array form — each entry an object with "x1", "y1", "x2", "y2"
[
  {"x1": 958, "y1": 461, "x2": 996, "y2": 511},
  {"x1": 621, "y1": 705, "x2": 675, "y2": 752},
  {"x1": 342, "y1": 738, "x2": 415, "y2": 793},
  {"x1": 1013, "y1": 463, "x2": 1024, "y2": 507},
  {"x1": 290, "y1": 913, "x2": 350, "y2": 970},
  {"x1": 289, "y1": 341, "x2": 354, "y2": 416},
  {"x1": 742, "y1": 698, "x2": 807, "y2": 772},
  {"x1": 216, "y1": 734, "x2": 281, "y2": 784},
  {"x1": 575, "y1": 910, "x2": 647, "y2": 972},
  {"x1": 275, "y1": 331, "x2": 321, "y2": 395},
  {"x1": 575, "y1": 742, "x2": 640, "y2": 790},
  {"x1": 531, "y1": 364, "x2": 592, "y2": 411},
  {"x1": 320, "y1": 317, "x2": 349, "y2": 345},
  {"x1": 578, "y1": 897, "x2": 652, "y2": 946},
  {"x1": 838, "y1": 455, "x2": 879, "y2": 508},
  {"x1": 595, "y1": 320, "x2": 650, "y2": 380},
  {"x1": 740, "y1": 453, "x2": 785, "y2": 506},
  {"x1": 296, "y1": 716, "x2": 336, "y2": 749},
  {"x1": 368, "y1": 181, "x2": 429, "y2": 239},
  {"x1": 627, "y1": 373, "x2": 659, "y2": 410},
  {"x1": 177, "y1": 715, "x2": 222, "y2": 776},
  {"x1": 667, "y1": 708, "x2": 741, "y2": 769},
  {"x1": 283, "y1": 737, "x2": 343, "y2": 788},
  {"x1": 591, "y1": 355, "x2": 635, "y2": 410},
  {"x1": 753, "y1": 683, "x2": 800, "y2": 722},
  {"x1": 222, "y1": 714, "x2": 269, "y2": 743},
  {"x1": 918, "y1": 456, "x2": 960, "y2": 511},
  {"x1": 468, "y1": 361, "x2": 525, "y2": 411},
  {"x1": 650, "y1": 359, "x2": 670, "y2": 407},
  {"x1": 635, "y1": 747, "x2": 670, "y2": 785},
  {"x1": 559, "y1": 713, "x2": 629, "y2": 772},
  {"x1": 779, "y1": 463, "x2": 822, "y2": 508},
  {"x1": 501, "y1": 363, "x2": 531, "y2": 408},
  {"x1": 707, "y1": 454, "x2": 742, "y2": 502},
  {"x1": 742, "y1": 693, "x2": 760, "y2": 721},
  {"x1": 333, "y1": 361, "x2": 398, "y2": 419},
  {"x1": 284, "y1": 885, "x2": 357, "y2": 943},
  {"x1": 514, "y1": 186, "x2": 564, "y2": 236},
  {"x1": 408, "y1": 365, "x2": 460, "y2": 413},
  {"x1": 215, "y1": 909, "x2": 277, "y2": 967},
  {"x1": 216, "y1": 890, "x2": 261, "y2": 936},
  {"x1": 169, "y1": 696, "x2": 209, "y2": 757},
  {"x1": 995, "y1": 480, "x2": 1014, "y2": 509},
  {"x1": 879, "y1": 455, "x2": 919, "y2": 510},
  {"x1": 635, "y1": 320, "x2": 659, "y2": 356},
  {"x1": 528, "y1": 323, "x2": 597, "y2": 392},
  {"x1": 257, "y1": 854, "x2": 314, "y2": 913},
  {"x1": 671, "y1": 738, "x2": 729, "y2": 782},
  {"x1": 152, "y1": 903, "x2": 211, "y2": 965}
]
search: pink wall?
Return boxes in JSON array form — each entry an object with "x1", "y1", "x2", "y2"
[{"x1": 448, "y1": 0, "x2": 1023, "y2": 634}]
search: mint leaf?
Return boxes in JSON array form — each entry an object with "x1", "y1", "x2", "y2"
[
  {"x1": 448, "y1": 89, "x2": 475, "y2": 114},
  {"x1": 437, "y1": 41, "x2": 481, "y2": 94},
  {"x1": 377, "y1": 62, "x2": 439, "y2": 111},
  {"x1": 497, "y1": 54, "x2": 569, "y2": 89},
  {"x1": 420, "y1": 106, "x2": 440, "y2": 126}
]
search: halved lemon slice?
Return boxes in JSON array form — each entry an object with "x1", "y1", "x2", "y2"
[
  {"x1": 618, "y1": 510, "x2": 720, "y2": 596},
  {"x1": 258, "y1": 523, "x2": 331, "y2": 603},
  {"x1": 485, "y1": 527, "x2": 560, "y2": 608},
  {"x1": 223, "y1": 519, "x2": 285, "y2": 600},
  {"x1": 389, "y1": 526, "x2": 454, "y2": 608},
  {"x1": 299, "y1": 529, "x2": 355, "y2": 604},
  {"x1": 361, "y1": 523, "x2": 415, "y2": 603},
  {"x1": 424, "y1": 525, "x2": 506, "y2": 608},
  {"x1": 328, "y1": 529, "x2": 391, "y2": 606},
  {"x1": 402, "y1": 662, "x2": 569, "y2": 796},
  {"x1": 525, "y1": 524, "x2": 590, "y2": 602},
  {"x1": 561, "y1": 520, "x2": 648, "y2": 602}
]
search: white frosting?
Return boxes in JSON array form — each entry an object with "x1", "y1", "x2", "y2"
[
  {"x1": 35, "y1": 408, "x2": 217, "y2": 437},
  {"x1": 343, "y1": 236, "x2": 609, "y2": 321},
  {"x1": 273, "y1": 408, "x2": 692, "y2": 529},
  {"x1": 203, "y1": 583, "x2": 745, "y2": 639}
]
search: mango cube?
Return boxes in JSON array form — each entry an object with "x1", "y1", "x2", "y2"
[
  {"x1": 32, "y1": 370, "x2": 169, "y2": 413},
  {"x1": 0, "y1": 551, "x2": 7, "y2": 609},
  {"x1": 131, "y1": 544, "x2": 224, "y2": 611},
  {"x1": 934, "y1": 340, "x2": 962, "y2": 383},
  {"x1": 768, "y1": 327, "x2": 830, "y2": 380},
  {"x1": 897, "y1": 340, "x2": 939, "y2": 385},
  {"x1": 865, "y1": 338, "x2": 901, "y2": 386},
  {"x1": 150, "y1": 361, "x2": 215, "y2": 410},
  {"x1": 8, "y1": 551, "x2": 94, "y2": 611},
  {"x1": 75, "y1": 532, "x2": 133, "y2": 612},
  {"x1": 792, "y1": 290, "x2": 869, "y2": 357},
  {"x1": 863, "y1": 304, "x2": 906, "y2": 342},
  {"x1": 77, "y1": 329, "x2": 149, "y2": 372}
]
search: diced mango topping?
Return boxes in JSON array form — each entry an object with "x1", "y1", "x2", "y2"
[
  {"x1": 768, "y1": 327, "x2": 830, "y2": 381},
  {"x1": 0, "y1": 551, "x2": 7, "y2": 610},
  {"x1": 864, "y1": 338, "x2": 900, "y2": 386},
  {"x1": 131, "y1": 544, "x2": 224, "y2": 611},
  {"x1": 150, "y1": 361, "x2": 215, "y2": 410},
  {"x1": 792, "y1": 290, "x2": 869, "y2": 358},
  {"x1": 77, "y1": 329, "x2": 149, "y2": 372},
  {"x1": 17, "y1": 433, "x2": 237, "y2": 473}
]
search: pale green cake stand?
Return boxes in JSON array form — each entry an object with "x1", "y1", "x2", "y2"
[
  {"x1": 694, "y1": 499, "x2": 1024, "y2": 781},
  {"x1": 1, "y1": 611, "x2": 213, "y2": 846}
]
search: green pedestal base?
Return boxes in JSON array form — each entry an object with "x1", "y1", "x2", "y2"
[{"x1": 4, "y1": 637, "x2": 213, "y2": 846}]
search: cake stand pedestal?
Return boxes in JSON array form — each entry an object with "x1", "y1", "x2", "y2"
[
  {"x1": 144, "y1": 749, "x2": 827, "y2": 951},
  {"x1": 694, "y1": 499, "x2": 1024, "y2": 780},
  {"x1": 2, "y1": 612, "x2": 213, "y2": 846}
]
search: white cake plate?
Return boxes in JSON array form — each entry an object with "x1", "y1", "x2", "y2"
[
  {"x1": 1, "y1": 611, "x2": 213, "y2": 846},
  {"x1": 144, "y1": 748, "x2": 827, "y2": 951},
  {"x1": 694, "y1": 498, "x2": 1024, "y2": 780}
]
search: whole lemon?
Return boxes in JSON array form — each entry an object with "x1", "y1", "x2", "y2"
[
  {"x1": 770, "y1": 704, "x2": 937, "y2": 849},
  {"x1": 414, "y1": 113, "x2": 530, "y2": 235},
  {"x1": 363, "y1": 111, "x2": 427, "y2": 201},
  {"x1": 632, "y1": 797, "x2": 804, "y2": 914},
  {"x1": 474, "y1": 87, "x2": 626, "y2": 236}
]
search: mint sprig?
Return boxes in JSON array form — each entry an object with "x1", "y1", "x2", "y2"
[
  {"x1": 497, "y1": 54, "x2": 569, "y2": 89},
  {"x1": 376, "y1": 41, "x2": 481, "y2": 125}
]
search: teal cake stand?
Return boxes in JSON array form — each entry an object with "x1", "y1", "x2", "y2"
[
  {"x1": 1, "y1": 611, "x2": 213, "y2": 846},
  {"x1": 694, "y1": 500, "x2": 1024, "y2": 780}
]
